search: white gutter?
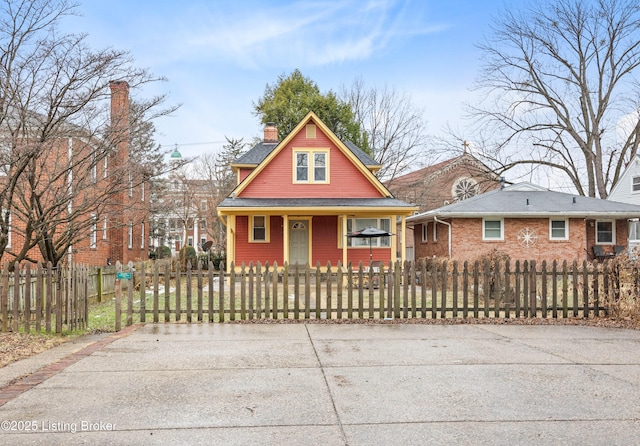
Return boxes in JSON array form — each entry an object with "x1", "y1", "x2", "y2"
[{"x1": 434, "y1": 215, "x2": 451, "y2": 258}]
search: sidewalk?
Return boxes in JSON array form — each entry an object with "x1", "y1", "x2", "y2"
[{"x1": 0, "y1": 322, "x2": 639, "y2": 445}]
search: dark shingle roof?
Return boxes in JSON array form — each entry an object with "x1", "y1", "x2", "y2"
[
  {"x1": 232, "y1": 142, "x2": 278, "y2": 165},
  {"x1": 343, "y1": 141, "x2": 379, "y2": 166},
  {"x1": 232, "y1": 140, "x2": 377, "y2": 167},
  {"x1": 218, "y1": 197, "x2": 414, "y2": 209}
]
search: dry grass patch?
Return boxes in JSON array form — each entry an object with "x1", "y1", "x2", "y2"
[{"x1": 0, "y1": 333, "x2": 69, "y2": 368}]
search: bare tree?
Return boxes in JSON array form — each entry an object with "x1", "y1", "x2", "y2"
[
  {"x1": 341, "y1": 77, "x2": 429, "y2": 181},
  {"x1": 192, "y1": 137, "x2": 248, "y2": 254},
  {"x1": 470, "y1": 0, "x2": 640, "y2": 197},
  {"x1": 0, "y1": 0, "x2": 176, "y2": 265}
]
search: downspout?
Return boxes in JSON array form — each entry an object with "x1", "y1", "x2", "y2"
[{"x1": 434, "y1": 215, "x2": 452, "y2": 258}]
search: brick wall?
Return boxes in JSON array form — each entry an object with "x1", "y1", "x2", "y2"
[{"x1": 414, "y1": 217, "x2": 629, "y2": 263}]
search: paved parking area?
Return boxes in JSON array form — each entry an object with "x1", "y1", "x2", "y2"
[{"x1": 0, "y1": 322, "x2": 639, "y2": 445}]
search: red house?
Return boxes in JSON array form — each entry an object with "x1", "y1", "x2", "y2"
[{"x1": 217, "y1": 112, "x2": 418, "y2": 271}]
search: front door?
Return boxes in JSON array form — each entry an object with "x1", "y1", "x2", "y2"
[{"x1": 289, "y1": 220, "x2": 309, "y2": 265}]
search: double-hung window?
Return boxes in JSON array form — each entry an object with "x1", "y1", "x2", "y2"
[
  {"x1": 294, "y1": 149, "x2": 328, "y2": 183},
  {"x1": 596, "y1": 220, "x2": 614, "y2": 244},
  {"x1": 550, "y1": 219, "x2": 568, "y2": 240},
  {"x1": 90, "y1": 214, "x2": 97, "y2": 249},
  {"x1": 251, "y1": 216, "x2": 268, "y2": 242},
  {"x1": 483, "y1": 219, "x2": 503, "y2": 240}
]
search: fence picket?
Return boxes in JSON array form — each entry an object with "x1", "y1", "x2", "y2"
[
  {"x1": 326, "y1": 261, "x2": 332, "y2": 320},
  {"x1": 35, "y1": 263, "x2": 43, "y2": 332},
  {"x1": 0, "y1": 259, "x2": 627, "y2": 333},
  {"x1": 1, "y1": 264, "x2": 8, "y2": 332},
  {"x1": 24, "y1": 264, "x2": 31, "y2": 333},
  {"x1": 541, "y1": 260, "x2": 548, "y2": 319}
]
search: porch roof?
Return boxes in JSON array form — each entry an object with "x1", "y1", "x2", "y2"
[{"x1": 218, "y1": 197, "x2": 417, "y2": 214}]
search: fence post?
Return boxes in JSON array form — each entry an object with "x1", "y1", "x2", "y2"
[
  {"x1": 430, "y1": 260, "x2": 438, "y2": 319},
  {"x1": 221, "y1": 262, "x2": 229, "y2": 322},
  {"x1": 96, "y1": 267, "x2": 103, "y2": 303},
  {"x1": 208, "y1": 261, "x2": 214, "y2": 323},
  {"x1": 218, "y1": 262, "x2": 226, "y2": 322},
  {"x1": 503, "y1": 260, "x2": 511, "y2": 318},
  {"x1": 315, "y1": 261, "x2": 322, "y2": 319},
  {"x1": 139, "y1": 262, "x2": 146, "y2": 323},
  {"x1": 271, "y1": 261, "x2": 278, "y2": 320},
  {"x1": 263, "y1": 261, "x2": 270, "y2": 319},
  {"x1": 541, "y1": 260, "x2": 548, "y2": 319},
  {"x1": 441, "y1": 260, "x2": 448, "y2": 319},
  {"x1": 1, "y1": 263, "x2": 7, "y2": 332},
  {"x1": 115, "y1": 262, "x2": 122, "y2": 332},
  {"x1": 34, "y1": 263, "x2": 41, "y2": 332},
  {"x1": 13, "y1": 262, "x2": 20, "y2": 333},
  {"x1": 326, "y1": 261, "x2": 332, "y2": 320},
  {"x1": 337, "y1": 261, "x2": 344, "y2": 320}
]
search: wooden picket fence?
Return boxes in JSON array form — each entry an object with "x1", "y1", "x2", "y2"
[
  {"x1": 116, "y1": 259, "x2": 637, "y2": 327},
  {"x1": 0, "y1": 263, "x2": 90, "y2": 334}
]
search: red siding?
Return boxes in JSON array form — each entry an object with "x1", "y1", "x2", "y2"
[
  {"x1": 232, "y1": 215, "x2": 392, "y2": 266},
  {"x1": 234, "y1": 216, "x2": 284, "y2": 265},
  {"x1": 239, "y1": 125, "x2": 382, "y2": 198}
]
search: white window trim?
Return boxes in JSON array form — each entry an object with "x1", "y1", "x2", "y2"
[
  {"x1": 482, "y1": 218, "x2": 504, "y2": 241},
  {"x1": 141, "y1": 222, "x2": 145, "y2": 249},
  {"x1": 421, "y1": 223, "x2": 429, "y2": 242},
  {"x1": 549, "y1": 218, "x2": 569, "y2": 240},
  {"x1": 596, "y1": 220, "x2": 615, "y2": 245},
  {"x1": 433, "y1": 221, "x2": 438, "y2": 242},
  {"x1": 103, "y1": 216, "x2": 108, "y2": 240},
  {"x1": 128, "y1": 221, "x2": 133, "y2": 249},
  {"x1": 632, "y1": 176, "x2": 640, "y2": 193},
  {"x1": 90, "y1": 214, "x2": 97, "y2": 249}
]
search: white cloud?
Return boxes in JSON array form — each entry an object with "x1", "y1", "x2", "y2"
[{"x1": 176, "y1": 0, "x2": 447, "y2": 68}]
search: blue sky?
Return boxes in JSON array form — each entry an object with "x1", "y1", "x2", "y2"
[{"x1": 65, "y1": 0, "x2": 521, "y2": 159}]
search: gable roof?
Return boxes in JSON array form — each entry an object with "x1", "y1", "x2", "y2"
[
  {"x1": 608, "y1": 155, "x2": 640, "y2": 201},
  {"x1": 230, "y1": 111, "x2": 390, "y2": 197},
  {"x1": 231, "y1": 132, "x2": 379, "y2": 170},
  {"x1": 232, "y1": 142, "x2": 278, "y2": 167},
  {"x1": 407, "y1": 182, "x2": 640, "y2": 224},
  {"x1": 385, "y1": 153, "x2": 497, "y2": 189}
]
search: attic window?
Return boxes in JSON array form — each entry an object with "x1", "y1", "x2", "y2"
[
  {"x1": 294, "y1": 149, "x2": 329, "y2": 183},
  {"x1": 306, "y1": 124, "x2": 316, "y2": 139},
  {"x1": 633, "y1": 176, "x2": 640, "y2": 192}
]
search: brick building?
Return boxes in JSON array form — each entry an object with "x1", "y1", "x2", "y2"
[
  {"x1": 1, "y1": 81, "x2": 150, "y2": 266},
  {"x1": 385, "y1": 152, "x2": 501, "y2": 259},
  {"x1": 407, "y1": 182, "x2": 640, "y2": 263}
]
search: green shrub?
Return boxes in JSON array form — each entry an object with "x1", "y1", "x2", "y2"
[{"x1": 157, "y1": 246, "x2": 172, "y2": 259}]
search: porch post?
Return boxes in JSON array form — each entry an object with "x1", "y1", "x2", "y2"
[
  {"x1": 342, "y1": 214, "x2": 348, "y2": 266},
  {"x1": 400, "y1": 215, "x2": 406, "y2": 264},
  {"x1": 226, "y1": 215, "x2": 235, "y2": 273},
  {"x1": 283, "y1": 214, "x2": 289, "y2": 264},
  {"x1": 390, "y1": 214, "x2": 398, "y2": 263}
]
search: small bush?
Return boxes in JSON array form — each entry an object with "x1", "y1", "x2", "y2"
[{"x1": 157, "y1": 246, "x2": 172, "y2": 259}]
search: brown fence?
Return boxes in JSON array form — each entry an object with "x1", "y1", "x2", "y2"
[
  {"x1": 116, "y1": 259, "x2": 637, "y2": 327},
  {"x1": 0, "y1": 263, "x2": 90, "y2": 333}
]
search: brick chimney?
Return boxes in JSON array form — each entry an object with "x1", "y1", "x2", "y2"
[
  {"x1": 110, "y1": 80, "x2": 130, "y2": 152},
  {"x1": 264, "y1": 122, "x2": 278, "y2": 143},
  {"x1": 108, "y1": 80, "x2": 130, "y2": 265}
]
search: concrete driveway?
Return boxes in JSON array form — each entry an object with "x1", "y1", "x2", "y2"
[{"x1": 0, "y1": 322, "x2": 639, "y2": 445}]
